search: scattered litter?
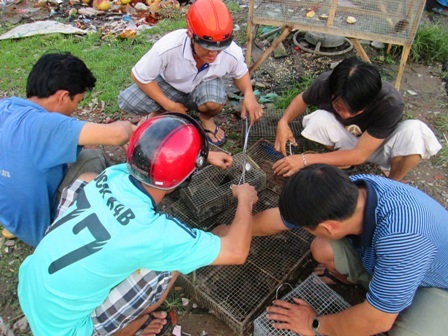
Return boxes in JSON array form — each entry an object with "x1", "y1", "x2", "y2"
[
  {"x1": 181, "y1": 298, "x2": 189, "y2": 306},
  {"x1": 406, "y1": 90, "x2": 418, "y2": 96},
  {"x1": 0, "y1": 20, "x2": 87, "y2": 40},
  {"x1": 346, "y1": 16, "x2": 357, "y2": 24},
  {"x1": 172, "y1": 325, "x2": 182, "y2": 336}
]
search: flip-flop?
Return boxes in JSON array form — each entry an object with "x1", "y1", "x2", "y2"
[
  {"x1": 137, "y1": 311, "x2": 173, "y2": 335},
  {"x1": 204, "y1": 126, "x2": 227, "y2": 146}
]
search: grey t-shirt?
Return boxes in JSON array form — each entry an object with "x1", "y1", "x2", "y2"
[{"x1": 302, "y1": 72, "x2": 404, "y2": 139}]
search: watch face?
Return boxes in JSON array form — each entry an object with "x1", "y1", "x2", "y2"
[{"x1": 312, "y1": 317, "x2": 319, "y2": 328}]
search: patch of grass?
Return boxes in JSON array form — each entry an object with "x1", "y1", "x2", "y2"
[
  {"x1": 0, "y1": 18, "x2": 185, "y2": 114},
  {"x1": 0, "y1": 232, "x2": 34, "y2": 330},
  {"x1": 390, "y1": 22, "x2": 448, "y2": 64},
  {"x1": 431, "y1": 111, "x2": 448, "y2": 169},
  {"x1": 274, "y1": 74, "x2": 316, "y2": 110},
  {"x1": 226, "y1": 0, "x2": 242, "y2": 13}
]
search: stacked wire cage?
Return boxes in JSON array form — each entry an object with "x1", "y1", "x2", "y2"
[
  {"x1": 254, "y1": 273, "x2": 386, "y2": 336},
  {"x1": 160, "y1": 140, "x2": 314, "y2": 334}
]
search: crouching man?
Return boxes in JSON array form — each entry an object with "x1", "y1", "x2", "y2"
[
  {"x1": 18, "y1": 113, "x2": 257, "y2": 335},
  {"x1": 251, "y1": 164, "x2": 448, "y2": 336}
]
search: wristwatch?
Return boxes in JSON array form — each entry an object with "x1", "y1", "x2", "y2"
[{"x1": 312, "y1": 315, "x2": 323, "y2": 336}]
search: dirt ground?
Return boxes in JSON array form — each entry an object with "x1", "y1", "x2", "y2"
[{"x1": 0, "y1": 2, "x2": 447, "y2": 336}]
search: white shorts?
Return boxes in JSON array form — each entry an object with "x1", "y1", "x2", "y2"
[{"x1": 302, "y1": 110, "x2": 442, "y2": 170}]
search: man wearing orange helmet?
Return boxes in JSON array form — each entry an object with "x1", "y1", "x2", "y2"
[
  {"x1": 118, "y1": 0, "x2": 263, "y2": 146},
  {"x1": 18, "y1": 113, "x2": 258, "y2": 335}
]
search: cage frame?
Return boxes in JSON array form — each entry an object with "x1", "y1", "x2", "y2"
[{"x1": 246, "y1": 0, "x2": 426, "y2": 90}]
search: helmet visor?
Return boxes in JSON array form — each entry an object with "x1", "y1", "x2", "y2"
[{"x1": 193, "y1": 35, "x2": 233, "y2": 51}]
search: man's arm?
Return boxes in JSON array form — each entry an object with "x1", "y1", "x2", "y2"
[
  {"x1": 273, "y1": 131, "x2": 385, "y2": 177},
  {"x1": 233, "y1": 72, "x2": 263, "y2": 125},
  {"x1": 275, "y1": 92, "x2": 309, "y2": 156},
  {"x1": 252, "y1": 208, "x2": 289, "y2": 236},
  {"x1": 211, "y1": 184, "x2": 258, "y2": 265},
  {"x1": 78, "y1": 121, "x2": 136, "y2": 146},
  {"x1": 131, "y1": 72, "x2": 187, "y2": 114},
  {"x1": 268, "y1": 298, "x2": 397, "y2": 336},
  {"x1": 212, "y1": 207, "x2": 289, "y2": 237}
]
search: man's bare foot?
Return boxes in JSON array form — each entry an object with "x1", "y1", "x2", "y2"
[
  {"x1": 314, "y1": 264, "x2": 352, "y2": 285},
  {"x1": 139, "y1": 311, "x2": 168, "y2": 336},
  {"x1": 200, "y1": 119, "x2": 225, "y2": 144}
]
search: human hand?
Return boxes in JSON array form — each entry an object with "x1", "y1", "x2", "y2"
[
  {"x1": 266, "y1": 298, "x2": 317, "y2": 334},
  {"x1": 272, "y1": 155, "x2": 303, "y2": 177},
  {"x1": 164, "y1": 101, "x2": 188, "y2": 114},
  {"x1": 241, "y1": 94, "x2": 263, "y2": 125},
  {"x1": 231, "y1": 183, "x2": 258, "y2": 205},
  {"x1": 208, "y1": 151, "x2": 233, "y2": 169},
  {"x1": 274, "y1": 121, "x2": 296, "y2": 156}
]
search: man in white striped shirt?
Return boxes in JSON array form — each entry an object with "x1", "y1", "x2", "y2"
[{"x1": 251, "y1": 164, "x2": 448, "y2": 336}]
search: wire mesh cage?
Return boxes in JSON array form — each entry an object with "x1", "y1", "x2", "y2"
[
  {"x1": 241, "y1": 110, "x2": 304, "y2": 146},
  {"x1": 179, "y1": 152, "x2": 266, "y2": 222},
  {"x1": 254, "y1": 273, "x2": 351, "y2": 335},
  {"x1": 178, "y1": 238, "x2": 311, "y2": 335},
  {"x1": 172, "y1": 186, "x2": 313, "y2": 335},
  {"x1": 246, "y1": 0, "x2": 426, "y2": 89},
  {"x1": 254, "y1": 273, "x2": 387, "y2": 336},
  {"x1": 251, "y1": 0, "x2": 425, "y2": 46}
]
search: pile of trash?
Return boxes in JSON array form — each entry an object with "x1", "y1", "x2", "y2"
[{"x1": 0, "y1": 0, "x2": 190, "y2": 39}]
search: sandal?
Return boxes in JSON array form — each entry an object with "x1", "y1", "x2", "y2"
[
  {"x1": 137, "y1": 311, "x2": 173, "y2": 336},
  {"x1": 203, "y1": 126, "x2": 227, "y2": 146}
]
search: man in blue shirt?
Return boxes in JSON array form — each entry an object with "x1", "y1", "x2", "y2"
[
  {"x1": 18, "y1": 113, "x2": 257, "y2": 335},
  {"x1": 246, "y1": 164, "x2": 448, "y2": 335},
  {"x1": 0, "y1": 52, "x2": 136, "y2": 246}
]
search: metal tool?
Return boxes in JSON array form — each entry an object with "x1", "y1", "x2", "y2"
[{"x1": 238, "y1": 117, "x2": 252, "y2": 185}]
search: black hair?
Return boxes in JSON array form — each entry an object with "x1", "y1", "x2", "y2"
[
  {"x1": 279, "y1": 164, "x2": 359, "y2": 230},
  {"x1": 329, "y1": 57, "x2": 382, "y2": 115},
  {"x1": 26, "y1": 52, "x2": 96, "y2": 99}
]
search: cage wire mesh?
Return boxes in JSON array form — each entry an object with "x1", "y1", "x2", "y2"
[
  {"x1": 179, "y1": 152, "x2": 266, "y2": 222},
  {"x1": 254, "y1": 274, "x2": 387, "y2": 336},
  {"x1": 170, "y1": 186, "x2": 313, "y2": 334},
  {"x1": 252, "y1": 0, "x2": 425, "y2": 45},
  {"x1": 241, "y1": 109, "x2": 304, "y2": 146}
]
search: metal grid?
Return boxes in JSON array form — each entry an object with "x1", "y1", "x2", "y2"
[
  {"x1": 254, "y1": 273, "x2": 386, "y2": 336},
  {"x1": 178, "y1": 247, "x2": 311, "y2": 335},
  {"x1": 252, "y1": 0, "x2": 425, "y2": 45},
  {"x1": 254, "y1": 273, "x2": 351, "y2": 335},
  {"x1": 179, "y1": 152, "x2": 266, "y2": 222},
  {"x1": 241, "y1": 110, "x2": 303, "y2": 146},
  {"x1": 170, "y1": 186, "x2": 313, "y2": 335}
]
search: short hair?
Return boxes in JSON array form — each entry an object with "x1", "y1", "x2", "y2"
[
  {"x1": 26, "y1": 52, "x2": 96, "y2": 99},
  {"x1": 279, "y1": 164, "x2": 358, "y2": 230},
  {"x1": 329, "y1": 57, "x2": 382, "y2": 115}
]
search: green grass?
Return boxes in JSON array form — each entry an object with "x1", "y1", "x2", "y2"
[
  {"x1": 0, "y1": 17, "x2": 185, "y2": 113},
  {"x1": 432, "y1": 111, "x2": 448, "y2": 169},
  {"x1": 390, "y1": 22, "x2": 448, "y2": 64},
  {"x1": 273, "y1": 74, "x2": 316, "y2": 110}
]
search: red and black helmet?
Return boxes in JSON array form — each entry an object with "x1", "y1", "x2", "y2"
[
  {"x1": 126, "y1": 113, "x2": 209, "y2": 190},
  {"x1": 186, "y1": 0, "x2": 233, "y2": 51}
]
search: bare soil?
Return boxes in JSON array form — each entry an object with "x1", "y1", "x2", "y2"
[{"x1": 0, "y1": 4, "x2": 447, "y2": 336}]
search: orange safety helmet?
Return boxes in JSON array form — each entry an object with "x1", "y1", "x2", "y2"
[
  {"x1": 186, "y1": 0, "x2": 233, "y2": 51},
  {"x1": 127, "y1": 113, "x2": 209, "y2": 190}
]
